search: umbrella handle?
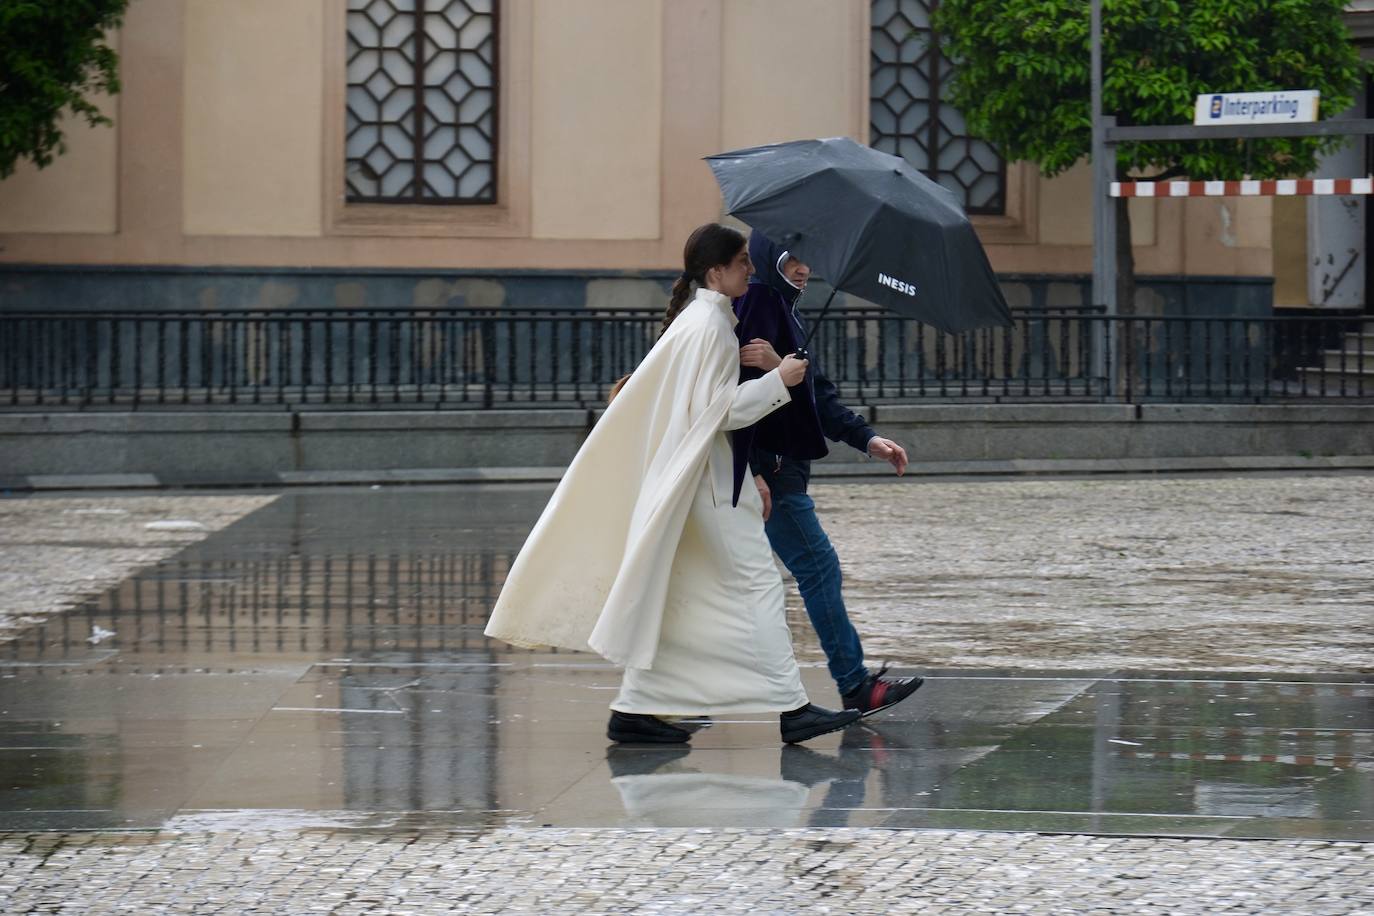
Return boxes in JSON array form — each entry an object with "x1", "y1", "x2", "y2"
[{"x1": 797, "y1": 288, "x2": 838, "y2": 357}]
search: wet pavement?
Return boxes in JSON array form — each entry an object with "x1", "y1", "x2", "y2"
[
  {"x1": 808, "y1": 474, "x2": 1374, "y2": 673},
  {"x1": 0, "y1": 493, "x2": 276, "y2": 641},
  {"x1": 0, "y1": 486, "x2": 1369, "y2": 843}
]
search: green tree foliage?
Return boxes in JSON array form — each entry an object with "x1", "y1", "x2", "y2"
[
  {"x1": 932, "y1": 0, "x2": 1366, "y2": 181},
  {"x1": 0, "y1": 0, "x2": 129, "y2": 180},
  {"x1": 932, "y1": 0, "x2": 1366, "y2": 313}
]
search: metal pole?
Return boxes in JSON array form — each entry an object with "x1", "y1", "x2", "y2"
[{"x1": 1090, "y1": 0, "x2": 1117, "y2": 394}]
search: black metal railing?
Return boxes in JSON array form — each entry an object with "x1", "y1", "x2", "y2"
[{"x1": 1, "y1": 307, "x2": 1369, "y2": 408}]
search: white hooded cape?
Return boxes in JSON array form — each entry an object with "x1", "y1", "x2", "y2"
[{"x1": 484, "y1": 289, "x2": 788, "y2": 669}]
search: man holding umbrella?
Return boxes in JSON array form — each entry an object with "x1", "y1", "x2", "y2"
[
  {"x1": 708, "y1": 137, "x2": 1013, "y2": 715},
  {"x1": 732, "y1": 228, "x2": 923, "y2": 717}
]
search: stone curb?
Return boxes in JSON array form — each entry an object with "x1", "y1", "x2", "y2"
[{"x1": 4, "y1": 454, "x2": 1373, "y2": 492}]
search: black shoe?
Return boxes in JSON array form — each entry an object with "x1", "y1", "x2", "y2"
[
  {"x1": 842, "y1": 664, "x2": 924, "y2": 718},
  {"x1": 779, "y1": 703, "x2": 862, "y2": 744},
  {"x1": 607, "y1": 711, "x2": 691, "y2": 744},
  {"x1": 779, "y1": 744, "x2": 871, "y2": 786},
  {"x1": 606, "y1": 745, "x2": 692, "y2": 778}
]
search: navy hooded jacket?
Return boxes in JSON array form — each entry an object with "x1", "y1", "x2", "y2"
[{"x1": 730, "y1": 231, "x2": 876, "y2": 504}]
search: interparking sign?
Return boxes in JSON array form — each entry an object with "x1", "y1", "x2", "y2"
[{"x1": 1194, "y1": 91, "x2": 1320, "y2": 125}]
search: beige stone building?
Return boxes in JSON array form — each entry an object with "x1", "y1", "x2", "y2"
[{"x1": 0, "y1": 0, "x2": 1369, "y2": 315}]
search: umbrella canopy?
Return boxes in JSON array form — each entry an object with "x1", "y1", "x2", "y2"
[{"x1": 706, "y1": 136, "x2": 1012, "y2": 334}]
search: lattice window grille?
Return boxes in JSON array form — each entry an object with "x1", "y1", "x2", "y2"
[
  {"x1": 346, "y1": 0, "x2": 497, "y2": 204},
  {"x1": 870, "y1": 0, "x2": 1004, "y2": 214}
]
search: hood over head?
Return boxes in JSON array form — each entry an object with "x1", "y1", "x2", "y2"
[{"x1": 747, "y1": 230, "x2": 804, "y2": 306}]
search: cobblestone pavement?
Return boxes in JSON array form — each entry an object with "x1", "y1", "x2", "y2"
[
  {"x1": 803, "y1": 474, "x2": 1374, "y2": 673},
  {"x1": 2, "y1": 477, "x2": 1371, "y2": 914},
  {"x1": 0, "y1": 828, "x2": 1370, "y2": 915},
  {"x1": 0, "y1": 495, "x2": 276, "y2": 642}
]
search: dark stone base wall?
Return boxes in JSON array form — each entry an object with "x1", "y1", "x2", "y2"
[
  {"x1": 0, "y1": 265, "x2": 1275, "y2": 317},
  {"x1": 2, "y1": 404, "x2": 1371, "y2": 488}
]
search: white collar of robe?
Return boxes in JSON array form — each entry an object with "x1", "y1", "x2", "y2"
[
  {"x1": 694, "y1": 287, "x2": 733, "y2": 312},
  {"x1": 693, "y1": 287, "x2": 738, "y2": 327}
]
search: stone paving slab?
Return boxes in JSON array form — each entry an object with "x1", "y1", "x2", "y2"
[{"x1": 0, "y1": 828, "x2": 1370, "y2": 915}]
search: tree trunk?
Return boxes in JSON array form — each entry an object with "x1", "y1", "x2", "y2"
[{"x1": 1114, "y1": 187, "x2": 1136, "y2": 316}]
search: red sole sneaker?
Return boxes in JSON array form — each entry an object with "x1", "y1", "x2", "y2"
[{"x1": 845, "y1": 675, "x2": 925, "y2": 718}]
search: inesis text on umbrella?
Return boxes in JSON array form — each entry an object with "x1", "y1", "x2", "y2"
[{"x1": 877, "y1": 272, "x2": 917, "y2": 296}]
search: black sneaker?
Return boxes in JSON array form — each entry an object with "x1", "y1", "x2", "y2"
[
  {"x1": 607, "y1": 711, "x2": 691, "y2": 744},
  {"x1": 841, "y1": 664, "x2": 924, "y2": 717},
  {"x1": 779, "y1": 703, "x2": 862, "y2": 744}
]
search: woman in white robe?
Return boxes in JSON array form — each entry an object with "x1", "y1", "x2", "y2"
[{"x1": 485, "y1": 224, "x2": 861, "y2": 745}]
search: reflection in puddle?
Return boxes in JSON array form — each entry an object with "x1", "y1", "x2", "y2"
[
  {"x1": 605, "y1": 738, "x2": 882, "y2": 829},
  {"x1": 0, "y1": 489, "x2": 1369, "y2": 839}
]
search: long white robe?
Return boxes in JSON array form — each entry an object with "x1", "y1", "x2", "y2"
[{"x1": 484, "y1": 288, "x2": 806, "y2": 713}]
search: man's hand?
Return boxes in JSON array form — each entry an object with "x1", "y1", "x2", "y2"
[
  {"x1": 867, "y1": 436, "x2": 908, "y2": 476},
  {"x1": 754, "y1": 474, "x2": 772, "y2": 521},
  {"x1": 740, "y1": 338, "x2": 783, "y2": 371}
]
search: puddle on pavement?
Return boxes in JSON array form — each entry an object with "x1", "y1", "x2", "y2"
[{"x1": 0, "y1": 487, "x2": 1369, "y2": 838}]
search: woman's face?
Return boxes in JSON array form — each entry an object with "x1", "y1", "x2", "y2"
[{"x1": 706, "y1": 247, "x2": 754, "y2": 298}]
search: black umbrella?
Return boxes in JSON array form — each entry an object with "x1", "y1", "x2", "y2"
[{"x1": 705, "y1": 136, "x2": 1012, "y2": 348}]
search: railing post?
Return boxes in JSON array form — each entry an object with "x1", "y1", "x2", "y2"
[{"x1": 481, "y1": 316, "x2": 495, "y2": 410}]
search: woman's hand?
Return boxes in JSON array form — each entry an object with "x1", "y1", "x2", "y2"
[
  {"x1": 740, "y1": 338, "x2": 783, "y2": 371},
  {"x1": 779, "y1": 354, "x2": 808, "y2": 387},
  {"x1": 754, "y1": 474, "x2": 771, "y2": 521}
]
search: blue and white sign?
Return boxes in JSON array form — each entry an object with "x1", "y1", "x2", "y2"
[{"x1": 1194, "y1": 90, "x2": 1320, "y2": 125}]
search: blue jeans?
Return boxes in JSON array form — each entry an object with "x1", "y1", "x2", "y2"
[{"x1": 764, "y1": 490, "x2": 869, "y2": 696}]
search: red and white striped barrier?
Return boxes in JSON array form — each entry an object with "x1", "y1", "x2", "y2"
[{"x1": 1110, "y1": 177, "x2": 1374, "y2": 198}]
